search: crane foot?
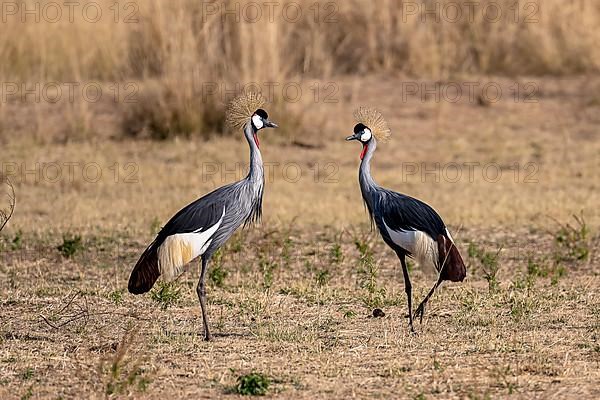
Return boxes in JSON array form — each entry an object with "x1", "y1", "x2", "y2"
[{"x1": 414, "y1": 303, "x2": 426, "y2": 324}]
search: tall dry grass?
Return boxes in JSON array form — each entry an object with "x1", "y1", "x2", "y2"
[{"x1": 1, "y1": 0, "x2": 599, "y2": 139}]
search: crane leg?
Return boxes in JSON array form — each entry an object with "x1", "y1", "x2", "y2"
[
  {"x1": 196, "y1": 257, "x2": 211, "y2": 341},
  {"x1": 397, "y1": 252, "x2": 415, "y2": 333},
  {"x1": 414, "y1": 276, "x2": 443, "y2": 324}
]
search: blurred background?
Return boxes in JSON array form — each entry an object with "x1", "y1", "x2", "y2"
[{"x1": 2, "y1": 0, "x2": 600, "y2": 139}]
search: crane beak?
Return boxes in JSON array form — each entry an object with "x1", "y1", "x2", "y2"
[
  {"x1": 346, "y1": 134, "x2": 358, "y2": 141},
  {"x1": 264, "y1": 119, "x2": 278, "y2": 128}
]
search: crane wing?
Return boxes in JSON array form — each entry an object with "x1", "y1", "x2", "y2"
[
  {"x1": 375, "y1": 189, "x2": 465, "y2": 281},
  {"x1": 376, "y1": 189, "x2": 446, "y2": 239},
  {"x1": 128, "y1": 187, "x2": 229, "y2": 294},
  {"x1": 375, "y1": 190, "x2": 446, "y2": 271}
]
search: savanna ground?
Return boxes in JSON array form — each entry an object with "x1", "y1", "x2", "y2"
[{"x1": 1, "y1": 1, "x2": 600, "y2": 398}]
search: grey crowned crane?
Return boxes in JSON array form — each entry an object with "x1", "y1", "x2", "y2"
[
  {"x1": 128, "y1": 92, "x2": 278, "y2": 341},
  {"x1": 345, "y1": 107, "x2": 466, "y2": 332}
]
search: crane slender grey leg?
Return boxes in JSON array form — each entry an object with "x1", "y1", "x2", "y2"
[
  {"x1": 397, "y1": 252, "x2": 415, "y2": 333},
  {"x1": 197, "y1": 257, "x2": 211, "y2": 341},
  {"x1": 414, "y1": 276, "x2": 443, "y2": 324}
]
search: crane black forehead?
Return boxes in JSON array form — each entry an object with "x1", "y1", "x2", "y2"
[
  {"x1": 354, "y1": 123, "x2": 368, "y2": 133},
  {"x1": 255, "y1": 109, "x2": 268, "y2": 119}
]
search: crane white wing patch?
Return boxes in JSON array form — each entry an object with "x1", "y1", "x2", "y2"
[
  {"x1": 158, "y1": 208, "x2": 225, "y2": 280},
  {"x1": 445, "y1": 228, "x2": 454, "y2": 243},
  {"x1": 382, "y1": 219, "x2": 439, "y2": 271}
]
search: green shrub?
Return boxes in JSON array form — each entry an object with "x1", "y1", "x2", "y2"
[
  {"x1": 57, "y1": 234, "x2": 83, "y2": 258},
  {"x1": 150, "y1": 282, "x2": 182, "y2": 310},
  {"x1": 236, "y1": 372, "x2": 270, "y2": 396}
]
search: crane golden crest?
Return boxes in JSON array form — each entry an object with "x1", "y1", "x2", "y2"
[
  {"x1": 353, "y1": 107, "x2": 391, "y2": 142},
  {"x1": 226, "y1": 92, "x2": 266, "y2": 129}
]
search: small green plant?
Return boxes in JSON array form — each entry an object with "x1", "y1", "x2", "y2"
[
  {"x1": 467, "y1": 242, "x2": 479, "y2": 258},
  {"x1": 281, "y1": 236, "x2": 293, "y2": 268},
  {"x1": 512, "y1": 257, "x2": 539, "y2": 291},
  {"x1": 527, "y1": 256, "x2": 548, "y2": 278},
  {"x1": 468, "y1": 242, "x2": 502, "y2": 293},
  {"x1": 150, "y1": 281, "x2": 182, "y2": 310},
  {"x1": 355, "y1": 238, "x2": 386, "y2": 308},
  {"x1": 341, "y1": 308, "x2": 356, "y2": 319},
  {"x1": 21, "y1": 368, "x2": 34, "y2": 380},
  {"x1": 57, "y1": 234, "x2": 83, "y2": 258},
  {"x1": 209, "y1": 249, "x2": 228, "y2": 288},
  {"x1": 510, "y1": 296, "x2": 534, "y2": 321},
  {"x1": 525, "y1": 254, "x2": 565, "y2": 286},
  {"x1": 512, "y1": 273, "x2": 535, "y2": 291},
  {"x1": 108, "y1": 289, "x2": 124, "y2": 306},
  {"x1": 209, "y1": 265, "x2": 228, "y2": 288},
  {"x1": 553, "y1": 212, "x2": 590, "y2": 263},
  {"x1": 260, "y1": 257, "x2": 277, "y2": 290},
  {"x1": 236, "y1": 372, "x2": 270, "y2": 396},
  {"x1": 329, "y1": 233, "x2": 344, "y2": 265},
  {"x1": 11, "y1": 230, "x2": 22, "y2": 250},
  {"x1": 314, "y1": 268, "x2": 330, "y2": 287}
]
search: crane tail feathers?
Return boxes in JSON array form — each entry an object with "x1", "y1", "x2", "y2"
[
  {"x1": 128, "y1": 244, "x2": 160, "y2": 294},
  {"x1": 437, "y1": 235, "x2": 466, "y2": 282}
]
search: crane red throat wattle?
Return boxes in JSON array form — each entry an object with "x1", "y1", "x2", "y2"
[
  {"x1": 360, "y1": 144, "x2": 368, "y2": 160},
  {"x1": 253, "y1": 133, "x2": 260, "y2": 148}
]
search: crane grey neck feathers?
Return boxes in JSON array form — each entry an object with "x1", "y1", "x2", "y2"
[
  {"x1": 244, "y1": 120, "x2": 264, "y2": 182},
  {"x1": 359, "y1": 137, "x2": 379, "y2": 225},
  {"x1": 243, "y1": 120, "x2": 264, "y2": 225}
]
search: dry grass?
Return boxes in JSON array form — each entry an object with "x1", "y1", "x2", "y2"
[
  {"x1": 2, "y1": 0, "x2": 600, "y2": 140},
  {"x1": 0, "y1": 223, "x2": 598, "y2": 399},
  {"x1": 3, "y1": 0, "x2": 600, "y2": 81}
]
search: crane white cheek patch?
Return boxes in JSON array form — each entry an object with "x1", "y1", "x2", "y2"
[
  {"x1": 252, "y1": 114, "x2": 263, "y2": 130},
  {"x1": 361, "y1": 128, "x2": 372, "y2": 142}
]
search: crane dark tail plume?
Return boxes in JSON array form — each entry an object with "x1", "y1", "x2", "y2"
[
  {"x1": 437, "y1": 235, "x2": 466, "y2": 282},
  {"x1": 128, "y1": 244, "x2": 160, "y2": 294}
]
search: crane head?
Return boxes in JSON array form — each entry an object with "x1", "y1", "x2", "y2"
[
  {"x1": 251, "y1": 109, "x2": 278, "y2": 131},
  {"x1": 345, "y1": 123, "x2": 372, "y2": 143},
  {"x1": 250, "y1": 109, "x2": 278, "y2": 148},
  {"x1": 345, "y1": 123, "x2": 372, "y2": 160}
]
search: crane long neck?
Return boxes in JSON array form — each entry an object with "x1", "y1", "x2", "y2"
[
  {"x1": 359, "y1": 138, "x2": 378, "y2": 195},
  {"x1": 245, "y1": 121, "x2": 264, "y2": 183}
]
